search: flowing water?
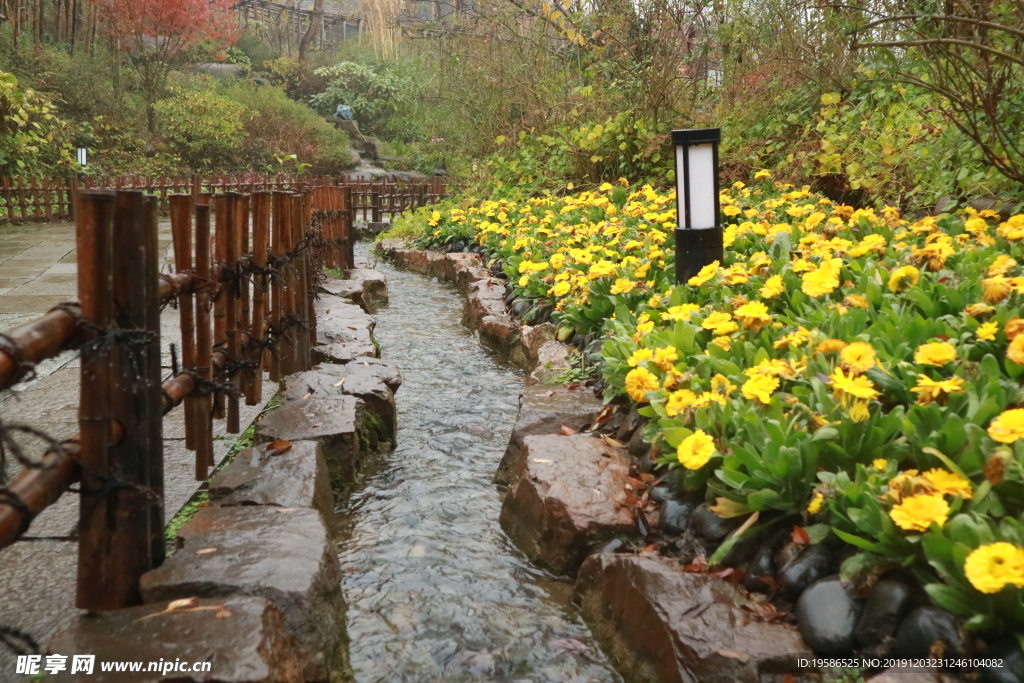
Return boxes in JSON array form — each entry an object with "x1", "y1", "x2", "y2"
[{"x1": 333, "y1": 244, "x2": 622, "y2": 682}]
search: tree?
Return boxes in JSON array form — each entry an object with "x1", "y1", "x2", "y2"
[
  {"x1": 298, "y1": 0, "x2": 325, "y2": 63},
  {"x1": 93, "y1": 0, "x2": 239, "y2": 132}
]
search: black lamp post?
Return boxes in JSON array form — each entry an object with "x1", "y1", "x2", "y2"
[{"x1": 672, "y1": 128, "x2": 722, "y2": 284}]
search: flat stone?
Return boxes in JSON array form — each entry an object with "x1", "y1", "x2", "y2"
[
  {"x1": 494, "y1": 384, "x2": 604, "y2": 486},
  {"x1": 576, "y1": 554, "x2": 812, "y2": 682},
  {"x1": 347, "y1": 268, "x2": 388, "y2": 311},
  {"x1": 435, "y1": 252, "x2": 482, "y2": 282},
  {"x1": 498, "y1": 434, "x2": 636, "y2": 575},
  {"x1": 455, "y1": 265, "x2": 491, "y2": 296},
  {"x1": 530, "y1": 340, "x2": 573, "y2": 383},
  {"x1": 509, "y1": 322, "x2": 557, "y2": 370},
  {"x1": 283, "y1": 363, "x2": 399, "y2": 440},
  {"x1": 255, "y1": 397, "x2": 363, "y2": 484},
  {"x1": 462, "y1": 279, "x2": 507, "y2": 330},
  {"x1": 47, "y1": 597, "x2": 305, "y2": 683},
  {"x1": 208, "y1": 440, "x2": 333, "y2": 519},
  {"x1": 479, "y1": 314, "x2": 519, "y2": 353},
  {"x1": 392, "y1": 249, "x2": 444, "y2": 275},
  {"x1": 312, "y1": 295, "x2": 378, "y2": 362},
  {"x1": 320, "y1": 277, "x2": 364, "y2": 308},
  {"x1": 140, "y1": 506, "x2": 346, "y2": 679}
]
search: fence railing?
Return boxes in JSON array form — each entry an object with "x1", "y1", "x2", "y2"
[
  {"x1": 0, "y1": 180, "x2": 369, "y2": 610},
  {"x1": 0, "y1": 173, "x2": 453, "y2": 224}
]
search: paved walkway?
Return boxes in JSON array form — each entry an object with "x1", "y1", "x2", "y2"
[{"x1": 0, "y1": 219, "x2": 277, "y2": 669}]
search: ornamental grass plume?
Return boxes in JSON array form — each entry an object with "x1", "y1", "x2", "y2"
[
  {"x1": 963, "y1": 543, "x2": 1024, "y2": 594},
  {"x1": 889, "y1": 492, "x2": 950, "y2": 532}
]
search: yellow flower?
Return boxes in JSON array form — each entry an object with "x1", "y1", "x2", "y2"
[
  {"x1": 627, "y1": 348, "x2": 653, "y2": 367},
  {"x1": 664, "y1": 304, "x2": 700, "y2": 321},
  {"x1": 914, "y1": 341, "x2": 957, "y2": 366},
  {"x1": 807, "y1": 493, "x2": 824, "y2": 515},
  {"x1": 872, "y1": 458, "x2": 888, "y2": 472},
  {"x1": 965, "y1": 303, "x2": 996, "y2": 318},
  {"x1": 549, "y1": 253, "x2": 565, "y2": 270},
  {"x1": 687, "y1": 261, "x2": 720, "y2": 286},
  {"x1": 910, "y1": 375, "x2": 965, "y2": 405},
  {"x1": 741, "y1": 374, "x2": 780, "y2": 404},
  {"x1": 733, "y1": 301, "x2": 772, "y2": 331},
  {"x1": 840, "y1": 342, "x2": 876, "y2": 373},
  {"x1": 963, "y1": 543, "x2": 1024, "y2": 594},
  {"x1": 701, "y1": 311, "x2": 738, "y2": 336},
  {"x1": 652, "y1": 346, "x2": 679, "y2": 371},
  {"x1": 988, "y1": 254, "x2": 1018, "y2": 277},
  {"x1": 759, "y1": 275, "x2": 785, "y2": 299},
  {"x1": 677, "y1": 429, "x2": 716, "y2": 470},
  {"x1": 844, "y1": 294, "x2": 869, "y2": 309},
  {"x1": 829, "y1": 368, "x2": 880, "y2": 402},
  {"x1": 888, "y1": 265, "x2": 920, "y2": 292},
  {"x1": 889, "y1": 493, "x2": 950, "y2": 532},
  {"x1": 610, "y1": 278, "x2": 636, "y2": 295},
  {"x1": 624, "y1": 367, "x2": 660, "y2": 402},
  {"x1": 753, "y1": 169, "x2": 772, "y2": 180},
  {"x1": 848, "y1": 399, "x2": 871, "y2": 422},
  {"x1": 551, "y1": 281, "x2": 571, "y2": 297},
  {"x1": 816, "y1": 338, "x2": 847, "y2": 355},
  {"x1": 1007, "y1": 336, "x2": 1024, "y2": 366},
  {"x1": 983, "y1": 276, "x2": 1012, "y2": 303},
  {"x1": 665, "y1": 389, "x2": 700, "y2": 417},
  {"x1": 976, "y1": 321, "x2": 999, "y2": 341},
  {"x1": 921, "y1": 468, "x2": 973, "y2": 499},
  {"x1": 801, "y1": 266, "x2": 839, "y2": 297},
  {"x1": 1006, "y1": 318, "x2": 1024, "y2": 341},
  {"x1": 988, "y1": 408, "x2": 1024, "y2": 443}
]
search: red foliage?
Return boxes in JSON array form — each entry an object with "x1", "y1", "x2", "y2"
[{"x1": 94, "y1": 0, "x2": 239, "y2": 59}]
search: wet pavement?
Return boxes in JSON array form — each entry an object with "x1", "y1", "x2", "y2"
[{"x1": 334, "y1": 245, "x2": 620, "y2": 682}]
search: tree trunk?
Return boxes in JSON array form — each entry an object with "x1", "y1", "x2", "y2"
[{"x1": 298, "y1": 0, "x2": 324, "y2": 62}]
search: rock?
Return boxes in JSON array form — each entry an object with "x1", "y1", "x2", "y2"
[
  {"x1": 255, "y1": 396, "x2": 363, "y2": 486},
  {"x1": 456, "y1": 265, "x2": 491, "y2": 296},
  {"x1": 319, "y1": 277, "x2": 364, "y2": 309},
  {"x1": 509, "y1": 323, "x2": 557, "y2": 370},
  {"x1": 616, "y1": 406, "x2": 644, "y2": 442},
  {"x1": 795, "y1": 577, "x2": 862, "y2": 655},
  {"x1": 657, "y1": 498, "x2": 696, "y2": 535},
  {"x1": 778, "y1": 544, "x2": 833, "y2": 601},
  {"x1": 283, "y1": 362, "x2": 400, "y2": 440},
  {"x1": 598, "y1": 539, "x2": 625, "y2": 554},
  {"x1": 462, "y1": 279, "x2": 507, "y2": 330},
  {"x1": 855, "y1": 579, "x2": 913, "y2": 646},
  {"x1": 969, "y1": 197, "x2": 1014, "y2": 221},
  {"x1": 892, "y1": 607, "x2": 966, "y2": 657},
  {"x1": 333, "y1": 118, "x2": 362, "y2": 140},
  {"x1": 743, "y1": 545, "x2": 777, "y2": 594},
  {"x1": 208, "y1": 440, "x2": 333, "y2": 519},
  {"x1": 627, "y1": 425, "x2": 648, "y2": 457},
  {"x1": 346, "y1": 268, "x2": 389, "y2": 312},
  {"x1": 479, "y1": 315, "x2": 519, "y2": 353},
  {"x1": 932, "y1": 195, "x2": 956, "y2": 215},
  {"x1": 648, "y1": 484, "x2": 673, "y2": 504},
  {"x1": 689, "y1": 505, "x2": 743, "y2": 543},
  {"x1": 436, "y1": 252, "x2": 482, "y2": 283},
  {"x1": 47, "y1": 597, "x2": 305, "y2": 683},
  {"x1": 313, "y1": 296, "x2": 378, "y2": 362},
  {"x1": 494, "y1": 384, "x2": 604, "y2": 487},
  {"x1": 392, "y1": 249, "x2": 444, "y2": 276},
  {"x1": 980, "y1": 643, "x2": 1024, "y2": 683},
  {"x1": 577, "y1": 554, "x2": 812, "y2": 682},
  {"x1": 140, "y1": 506, "x2": 346, "y2": 679},
  {"x1": 529, "y1": 341, "x2": 573, "y2": 383},
  {"x1": 498, "y1": 435, "x2": 637, "y2": 575}
]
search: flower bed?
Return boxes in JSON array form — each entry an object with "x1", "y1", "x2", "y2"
[{"x1": 399, "y1": 176, "x2": 1024, "y2": 647}]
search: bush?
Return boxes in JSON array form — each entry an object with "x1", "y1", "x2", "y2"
[
  {"x1": 153, "y1": 89, "x2": 246, "y2": 170},
  {"x1": 219, "y1": 81, "x2": 352, "y2": 174},
  {"x1": 0, "y1": 69, "x2": 73, "y2": 175},
  {"x1": 309, "y1": 61, "x2": 408, "y2": 134}
]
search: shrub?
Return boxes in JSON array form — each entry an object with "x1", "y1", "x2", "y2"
[
  {"x1": 0, "y1": 69, "x2": 73, "y2": 175},
  {"x1": 309, "y1": 61, "x2": 408, "y2": 134},
  {"x1": 152, "y1": 89, "x2": 246, "y2": 170}
]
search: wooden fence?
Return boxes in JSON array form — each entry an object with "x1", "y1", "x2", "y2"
[
  {"x1": 0, "y1": 182, "x2": 355, "y2": 609},
  {"x1": 0, "y1": 173, "x2": 452, "y2": 224}
]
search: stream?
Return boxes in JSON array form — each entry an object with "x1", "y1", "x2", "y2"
[{"x1": 333, "y1": 243, "x2": 622, "y2": 682}]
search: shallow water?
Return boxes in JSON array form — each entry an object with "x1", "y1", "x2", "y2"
[{"x1": 334, "y1": 244, "x2": 621, "y2": 682}]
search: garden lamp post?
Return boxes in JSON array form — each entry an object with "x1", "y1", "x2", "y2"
[
  {"x1": 76, "y1": 146, "x2": 88, "y2": 168},
  {"x1": 672, "y1": 128, "x2": 722, "y2": 284}
]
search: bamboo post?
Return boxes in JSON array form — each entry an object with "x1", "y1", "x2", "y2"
[
  {"x1": 239, "y1": 195, "x2": 255, "y2": 405},
  {"x1": 141, "y1": 194, "x2": 165, "y2": 567},
  {"x1": 248, "y1": 192, "x2": 269, "y2": 405},
  {"x1": 194, "y1": 203, "x2": 214, "y2": 477},
  {"x1": 170, "y1": 195, "x2": 198, "y2": 452},
  {"x1": 268, "y1": 192, "x2": 285, "y2": 381}
]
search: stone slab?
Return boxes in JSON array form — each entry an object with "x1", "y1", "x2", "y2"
[
  {"x1": 254, "y1": 396, "x2": 363, "y2": 485},
  {"x1": 462, "y1": 279, "x2": 507, "y2": 330},
  {"x1": 499, "y1": 434, "x2": 636, "y2": 575},
  {"x1": 208, "y1": 440, "x2": 333, "y2": 519},
  {"x1": 283, "y1": 362, "x2": 400, "y2": 440},
  {"x1": 140, "y1": 506, "x2": 346, "y2": 679},
  {"x1": 531, "y1": 340, "x2": 573, "y2": 383},
  {"x1": 576, "y1": 554, "x2": 812, "y2": 683},
  {"x1": 494, "y1": 384, "x2": 605, "y2": 487},
  {"x1": 313, "y1": 296, "x2": 378, "y2": 362},
  {"x1": 47, "y1": 597, "x2": 305, "y2": 683},
  {"x1": 509, "y1": 323, "x2": 557, "y2": 371},
  {"x1": 479, "y1": 314, "x2": 519, "y2": 354}
]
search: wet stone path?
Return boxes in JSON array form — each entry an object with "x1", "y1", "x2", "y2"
[{"x1": 334, "y1": 244, "x2": 621, "y2": 682}]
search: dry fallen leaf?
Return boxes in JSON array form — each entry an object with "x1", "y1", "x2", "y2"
[
  {"x1": 532, "y1": 459, "x2": 552, "y2": 463},
  {"x1": 214, "y1": 606, "x2": 232, "y2": 619},
  {"x1": 167, "y1": 598, "x2": 199, "y2": 611},
  {"x1": 601, "y1": 435, "x2": 624, "y2": 448},
  {"x1": 333, "y1": 377, "x2": 346, "y2": 387},
  {"x1": 560, "y1": 424, "x2": 579, "y2": 436},
  {"x1": 303, "y1": 392, "x2": 312, "y2": 399},
  {"x1": 266, "y1": 440, "x2": 292, "y2": 456},
  {"x1": 195, "y1": 547, "x2": 218, "y2": 555}
]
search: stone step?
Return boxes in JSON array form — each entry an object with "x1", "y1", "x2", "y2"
[
  {"x1": 140, "y1": 506, "x2": 347, "y2": 681},
  {"x1": 255, "y1": 396, "x2": 365, "y2": 486},
  {"x1": 320, "y1": 268, "x2": 388, "y2": 313},
  {"x1": 283, "y1": 361, "x2": 401, "y2": 442},
  {"x1": 498, "y1": 434, "x2": 638, "y2": 575},
  {"x1": 576, "y1": 554, "x2": 812, "y2": 683},
  {"x1": 208, "y1": 440, "x2": 333, "y2": 520},
  {"x1": 47, "y1": 596, "x2": 306, "y2": 683},
  {"x1": 494, "y1": 384, "x2": 604, "y2": 487}
]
